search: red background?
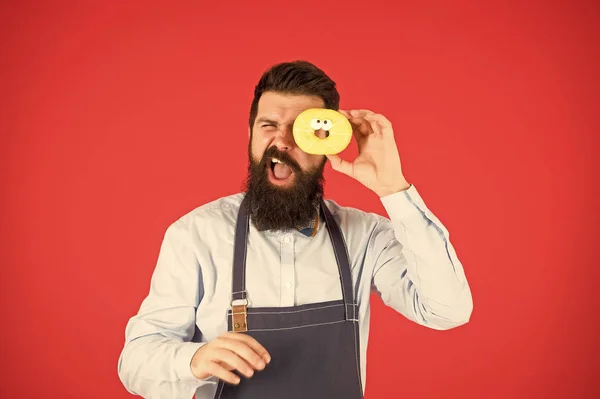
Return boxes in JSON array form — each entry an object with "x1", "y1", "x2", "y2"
[{"x1": 1, "y1": 1, "x2": 598, "y2": 398}]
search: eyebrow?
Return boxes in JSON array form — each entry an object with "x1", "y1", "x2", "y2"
[{"x1": 255, "y1": 117, "x2": 280, "y2": 125}]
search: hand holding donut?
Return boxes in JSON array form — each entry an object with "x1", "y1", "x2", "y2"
[{"x1": 324, "y1": 109, "x2": 411, "y2": 197}]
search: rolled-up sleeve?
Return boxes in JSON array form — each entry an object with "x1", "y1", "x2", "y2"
[
  {"x1": 370, "y1": 185, "x2": 473, "y2": 330},
  {"x1": 117, "y1": 219, "x2": 212, "y2": 398}
]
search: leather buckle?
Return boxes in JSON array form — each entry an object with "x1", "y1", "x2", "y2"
[{"x1": 231, "y1": 304, "x2": 248, "y2": 332}]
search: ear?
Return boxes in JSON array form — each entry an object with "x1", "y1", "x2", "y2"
[{"x1": 248, "y1": 126, "x2": 251, "y2": 138}]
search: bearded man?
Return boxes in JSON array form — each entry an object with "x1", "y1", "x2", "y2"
[{"x1": 118, "y1": 60, "x2": 473, "y2": 399}]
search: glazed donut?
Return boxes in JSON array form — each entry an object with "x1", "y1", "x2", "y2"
[{"x1": 292, "y1": 108, "x2": 352, "y2": 155}]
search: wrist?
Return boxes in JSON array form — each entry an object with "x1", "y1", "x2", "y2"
[{"x1": 376, "y1": 180, "x2": 411, "y2": 197}]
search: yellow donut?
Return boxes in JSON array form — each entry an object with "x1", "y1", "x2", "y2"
[{"x1": 292, "y1": 108, "x2": 352, "y2": 155}]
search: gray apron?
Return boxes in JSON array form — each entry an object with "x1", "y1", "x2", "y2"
[{"x1": 213, "y1": 196, "x2": 364, "y2": 398}]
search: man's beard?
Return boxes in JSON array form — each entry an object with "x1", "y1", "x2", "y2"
[{"x1": 243, "y1": 145, "x2": 327, "y2": 232}]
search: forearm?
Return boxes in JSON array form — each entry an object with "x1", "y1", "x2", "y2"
[
  {"x1": 373, "y1": 185, "x2": 473, "y2": 329},
  {"x1": 118, "y1": 334, "x2": 209, "y2": 398},
  {"x1": 117, "y1": 219, "x2": 213, "y2": 397}
]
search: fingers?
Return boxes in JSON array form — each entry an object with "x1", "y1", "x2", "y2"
[
  {"x1": 204, "y1": 361, "x2": 242, "y2": 385},
  {"x1": 223, "y1": 332, "x2": 271, "y2": 364},
  {"x1": 363, "y1": 113, "x2": 393, "y2": 137},
  {"x1": 192, "y1": 332, "x2": 272, "y2": 385},
  {"x1": 339, "y1": 109, "x2": 393, "y2": 137},
  {"x1": 339, "y1": 109, "x2": 373, "y2": 136},
  {"x1": 216, "y1": 334, "x2": 269, "y2": 370},
  {"x1": 211, "y1": 348, "x2": 256, "y2": 378},
  {"x1": 340, "y1": 109, "x2": 375, "y2": 119},
  {"x1": 326, "y1": 154, "x2": 355, "y2": 178},
  {"x1": 224, "y1": 332, "x2": 270, "y2": 358}
]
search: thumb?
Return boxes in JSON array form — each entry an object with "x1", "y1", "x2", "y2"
[{"x1": 326, "y1": 154, "x2": 355, "y2": 178}]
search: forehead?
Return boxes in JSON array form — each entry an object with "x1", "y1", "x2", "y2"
[{"x1": 256, "y1": 91, "x2": 325, "y2": 123}]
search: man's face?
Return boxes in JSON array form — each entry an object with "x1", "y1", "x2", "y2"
[
  {"x1": 249, "y1": 91, "x2": 327, "y2": 184},
  {"x1": 244, "y1": 91, "x2": 328, "y2": 232}
]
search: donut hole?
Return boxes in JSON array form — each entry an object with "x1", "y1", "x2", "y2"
[{"x1": 314, "y1": 129, "x2": 330, "y2": 139}]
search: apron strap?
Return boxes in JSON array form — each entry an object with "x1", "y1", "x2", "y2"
[
  {"x1": 231, "y1": 195, "x2": 356, "y2": 318},
  {"x1": 319, "y1": 198, "x2": 356, "y2": 312},
  {"x1": 231, "y1": 195, "x2": 250, "y2": 303}
]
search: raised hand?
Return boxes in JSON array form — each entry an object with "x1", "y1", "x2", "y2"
[{"x1": 326, "y1": 109, "x2": 411, "y2": 197}]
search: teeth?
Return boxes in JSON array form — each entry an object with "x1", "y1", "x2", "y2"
[{"x1": 272, "y1": 158, "x2": 283, "y2": 164}]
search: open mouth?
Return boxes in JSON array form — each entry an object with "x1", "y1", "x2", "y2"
[{"x1": 268, "y1": 157, "x2": 295, "y2": 185}]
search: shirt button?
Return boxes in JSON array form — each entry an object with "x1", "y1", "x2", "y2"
[
  {"x1": 285, "y1": 282, "x2": 292, "y2": 289},
  {"x1": 283, "y1": 236, "x2": 291, "y2": 243}
]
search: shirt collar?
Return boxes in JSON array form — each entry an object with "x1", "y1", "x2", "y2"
[{"x1": 298, "y1": 211, "x2": 319, "y2": 237}]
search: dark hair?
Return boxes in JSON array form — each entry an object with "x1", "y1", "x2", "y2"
[{"x1": 248, "y1": 60, "x2": 340, "y2": 129}]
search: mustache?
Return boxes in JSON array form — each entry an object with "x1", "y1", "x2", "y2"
[{"x1": 260, "y1": 147, "x2": 301, "y2": 173}]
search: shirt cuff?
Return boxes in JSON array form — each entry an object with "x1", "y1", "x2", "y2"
[
  {"x1": 379, "y1": 184, "x2": 427, "y2": 221},
  {"x1": 175, "y1": 342, "x2": 210, "y2": 384}
]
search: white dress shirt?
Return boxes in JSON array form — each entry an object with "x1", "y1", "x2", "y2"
[{"x1": 117, "y1": 184, "x2": 473, "y2": 399}]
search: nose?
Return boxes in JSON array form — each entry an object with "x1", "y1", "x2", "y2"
[{"x1": 272, "y1": 124, "x2": 296, "y2": 151}]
